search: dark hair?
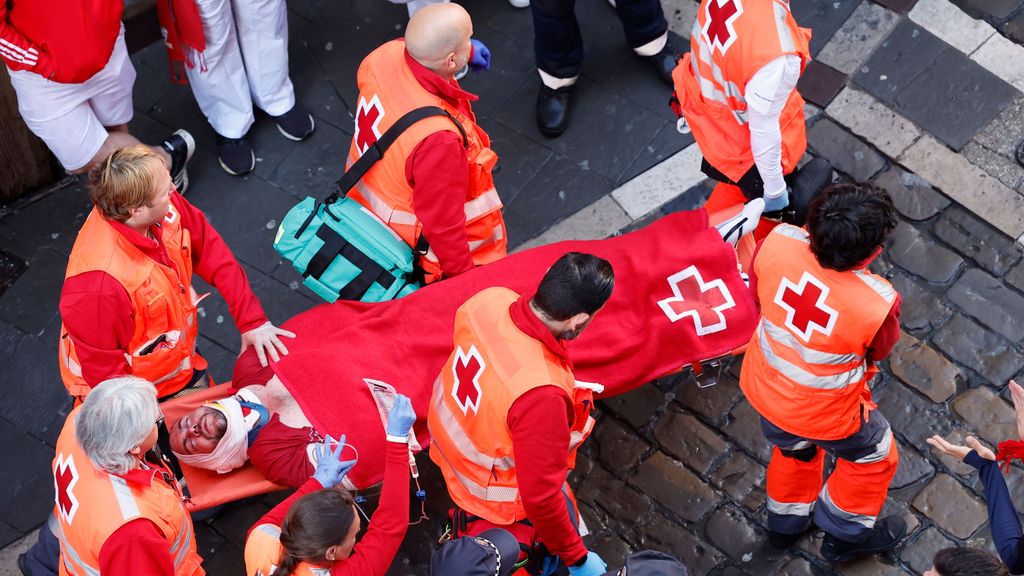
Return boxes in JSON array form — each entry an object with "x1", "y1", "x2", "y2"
[
  {"x1": 532, "y1": 252, "x2": 615, "y2": 321},
  {"x1": 933, "y1": 547, "x2": 1009, "y2": 576},
  {"x1": 805, "y1": 183, "x2": 898, "y2": 271},
  {"x1": 276, "y1": 488, "x2": 356, "y2": 576}
]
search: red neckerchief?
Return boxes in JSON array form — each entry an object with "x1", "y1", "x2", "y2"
[
  {"x1": 508, "y1": 294, "x2": 574, "y2": 370},
  {"x1": 156, "y1": 0, "x2": 207, "y2": 84},
  {"x1": 106, "y1": 217, "x2": 173, "y2": 269},
  {"x1": 998, "y1": 440, "x2": 1024, "y2": 473},
  {"x1": 403, "y1": 45, "x2": 478, "y2": 118}
]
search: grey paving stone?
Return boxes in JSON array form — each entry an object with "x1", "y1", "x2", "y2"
[
  {"x1": 888, "y1": 332, "x2": 961, "y2": 403},
  {"x1": 709, "y1": 451, "x2": 767, "y2": 512},
  {"x1": 970, "y1": 95, "x2": 1024, "y2": 163},
  {"x1": 952, "y1": 386, "x2": 1018, "y2": 447},
  {"x1": 817, "y1": 1, "x2": 900, "y2": 75},
  {"x1": 652, "y1": 408, "x2": 728, "y2": 476},
  {"x1": 675, "y1": 372, "x2": 740, "y2": 428},
  {"x1": 888, "y1": 270, "x2": 953, "y2": 334},
  {"x1": 874, "y1": 0, "x2": 919, "y2": 13},
  {"x1": 1, "y1": 180, "x2": 93, "y2": 258},
  {"x1": 703, "y1": 505, "x2": 787, "y2": 569},
  {"x1": 0, "y1": 521, "x2": 25, "y2": 552},
  {"x1": 790, "y1": 0, "x2": 864, "y2": 56},
  {"x1": 912, "y1": 474, "x2": 987, "y2": 539},
  {"x1": 854, "y1": 20, "x2": 950, "y2": 106},
  {"x1": 963, "y1": 140, "x2": 1024, "y2": 192},
  {"x1": 837, "y1": 556, "x2": 910, "y2": 576},
  {"x1": 873, "y1": 378, "x2": 952, "y2": 445},
  {"x1": 891, "y1": 441, "x2": 934, "y2": 490},
  {"x1": 493, "y1": 75, "x2": 668, "y2": 184},
  {"x1": 659, "y1": 178, "x2": 713, "y2": 215},
  {"x1": 458, "y1": 28, "x2": 536, "y2": 120},
  {"x1": 129, "y1": 41, "x2": 173, "y2": 115},
  {"x1": 481, "y1": 117, "x2": 555, "y2": 209},
  {"x1": 1003, "y1": 11, "x2": 1024, "y2": 43},
  {"x1": 629, "y1": 451, "x2": 719, "y2": 522},
  {"x1": 598, "y1": 383, "x2": 672, "y2": 430},
  {"x1": 593, "y1": 415, "x2": 651, "y2": 472},
  {"x1": 0, "y1": 248, "x2": 66, "y2": 337},
  {"x1": 634, "y1": 512, "x2": 725, "y2": 575},
  {"x1": 893, "y1": 49, "x2": 1018, "y2": 151},
  {"x1": 873, "y1": 167, "x2": 950, "y2": 222},
  {"x1": 797, "y1": 61, "x2": 847, "y2": 108},
  {"x1": 932, "y1": 314, "x2": 1024, "y2": 385},
  {"x1": 501, "y1": 152, "x2": 615, "y2": 248},
  {"x1": 0, "y1": 418, "x2": 55, "y2": 533},
  {"x1": 807, "y1": 118, "x2": 885, "y2": 182},
  {"x1": 0, "y1": 323, "x2": 70, "y2": 445},
  {"x1": 577, "y1": 465, "x2": 650, "y2": 522},
  {"x1": 264, "y1": 120, "x2": 352, "y2": 202},
  {"x1": 901, "y1": 525, "x2": 959, "y2": 574},
  {"x1": 951, "y1": 0, "x2": 1024, "y2": 20},
  {"x1": 948, "y1": 268, "x2": 1024, "y2": 341},
  {"x1": 1007, "y1": 260, "x2": 1024, "y2": 294},
  {"x1": 617, "y1": 118, "x2": 694, "y2": 186},
  {"x1": 885, "y1": 222, "x2": 965, "y2": 284},
  {"x1": 723, "y1": 399, "x2": 772, "y2": 464}
]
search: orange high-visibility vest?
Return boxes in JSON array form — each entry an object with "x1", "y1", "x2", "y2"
[
  {"x1": 348, "y1": 39, "x2": 507, "y2": 283},
  {"x1": 740, "y1": 224, "x2": 896, "y2": 440},
  {"x1": 58, "y1": 204, "x2": 206, "y2": 399},
  {"x1": 53, "y1": 407, "x2": 204, "y2": 576},
  {"x1": 244, "y1": 524, "x2": 319, "y2": 576},
  {"x1": 673, "y1": 0, "x2": 812, "y2": 183},
  {"x1": 427, "y1": 287, "x2": 596, "y2": 525}
]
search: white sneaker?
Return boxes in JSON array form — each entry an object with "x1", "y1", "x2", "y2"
[{"x1": 509, "y1": 0, "x2": 530, "y2": 8}]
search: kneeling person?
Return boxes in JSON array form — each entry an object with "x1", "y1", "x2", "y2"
[{"x1": 428, "y1": 252, "x2": 613, "y2": 575}]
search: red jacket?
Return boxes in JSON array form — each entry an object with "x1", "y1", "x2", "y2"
[
  {"x1": 60, "y1": 193, "x2": 268, "y2": 388},
  {"x1": 0, "y1": 0, "x2": 122, "y2": 83}
]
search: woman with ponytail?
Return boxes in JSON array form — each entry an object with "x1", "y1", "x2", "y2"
[{"x1": 244, "y1": 395, "x2": 417, "y2": 576}]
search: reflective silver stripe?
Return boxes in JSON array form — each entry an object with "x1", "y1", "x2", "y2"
[
  {"x1": 689, "y1": 20, "x2": 749, "y2": 125},
  {"x1": 819, "y1": 484, "x2": 876, "y2": 529},
  {"x1": 853, "y1": 270, "x2": 897, "y2": 304},
  {"x1": 433, "y1": 437, "x2": 519, "y2": 503},
  {"x1": 55, "y1": 521, "x2": 102, "y2": 576},
  {"x1": 854, "y1": 427, "x2": 894, "y2": 465},
  {"x1": 773, "y1": 1, "x2": 796, "y2": 52},
  {"x1": 569, "y1": 416, "x2": 596, "y2": 452},
  {"x1": 171, "y1": 517, "x2": 194, "y2": 569},
  {"x1": 767, "y1": 496, "x2": 814, "y2": 517},
  {"x1": 255, "y1": 523, "x2": 281, "y2": 539},
  {"x1": 109, "y1": 476, "x2": 141, "y2": 519},
  {"x1": 423, "y1": 226, "x2": 505, "y2": 266},
  {"x1": 785, "y1": 440, "x2": 812, "y2": 451},
  {"x1": 760, "y1": 320, "x2": 861, "y2": 366},
  {"x1": 431, "y1": 382, "x2": 516, "y2": 471},
  {"x1": 758, "y1": 325, "x2": 865, "y2": 390},
  {"x1": 464, "y1": 189, "x2": 503, "y2": 223},
  {"x1": 61, "y1": 338, "x2": 84, "y2": 378},
  {"x1": 772, "y1": 224, "x2": 810, "y2": 243},
  {"x1": 150, "y1": 354, "x2": 193, "y2": 386},
  {"x1": 355, "y1": 181, "x2": 419, "y2": 227}
]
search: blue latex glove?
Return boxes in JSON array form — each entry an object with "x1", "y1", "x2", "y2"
[
  {"x1": 567, "y1": 552, "x2": 607, "y2": 576},
  {"x1": 385, "y1": 394, "x2": 417, "y2": 438},
  {"x1": 763, "y1": 188, "x2": 790, "y2": 212},
  {"x1": 312, "y1": 434, "x2": 357, "y2": 488},
  {"x1": 469, "y1": 39, "x2": 491, "y2": 72}
]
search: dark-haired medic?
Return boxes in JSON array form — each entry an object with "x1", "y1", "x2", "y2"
[
  {"x1": 428, "y1": 252, "x2": 614, "y2": 576},
  {"x1": 739, "y1": 183, "x2": 907, "y2": 563}
]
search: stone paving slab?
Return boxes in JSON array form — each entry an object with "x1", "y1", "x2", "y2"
[{"x1": 5, "y1": 0, "x2": 1024, "y2": 573}]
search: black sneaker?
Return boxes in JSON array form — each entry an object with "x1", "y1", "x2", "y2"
[
  {"x1": 642, "y1": 41, "x2": 680, "y2": 88},
  {"x1": 160, "y1": 129, "x2": 195, "y2": 194},
  {"x1": 536, "y1": 85, "x2": 573, "y2": 138},
  {"x1": 216, "y1": 135, "x2": 256, "y2": 176},
  {"x1": 820, "y1": 516, "x2": 907, "y2": 563},
  {"x1": 273, "y1": 104, "x2": 315, "y2": 142},
  {"x1": 767, "y1": 528, "x2": 805, "y2": 550}
]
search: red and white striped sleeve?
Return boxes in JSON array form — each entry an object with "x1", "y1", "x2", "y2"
[{"x1": 0, "y1": 7, "x2": 50, "y2": 77}]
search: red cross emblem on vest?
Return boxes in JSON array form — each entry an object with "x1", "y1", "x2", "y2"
[
  {"x1": 774, "y1": 271, "x2": 838, "y2": 342},
  {"x1": 354, "y1": 94, "x2": 385, "y2": 156},
  {"x1": 451, "y1": 345, "x2": 486, "y2": 415},
  {"x1": 54, "y1": 453, "x2": 80, "y2": 524},
  {"x1": 656, "y1": 265, "x2": 735, "y2": 335},
  {"x1": 702, "y1": 0, "x2": 743, "y2": 55}
]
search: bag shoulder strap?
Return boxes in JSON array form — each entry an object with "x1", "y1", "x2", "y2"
[{"x1": 328, "y1": 105, "x2": 468, "y2": 204}]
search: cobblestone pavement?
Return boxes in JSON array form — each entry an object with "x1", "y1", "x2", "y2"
[{"x1": 3, "y1": 0, "x2": 1024, "y2": 574}]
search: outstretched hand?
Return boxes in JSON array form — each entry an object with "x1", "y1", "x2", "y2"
[
  {"x1": 926, "y1": 434, "x2": 996, "y2": 462},
  {"x1": 469, "y1": 39, "x2": 491, "y2": 72},
  {"x1": 240, "y1": 321, "x2": 296, "y2": 367},
  {"x1": 312, "y1": 434, "x2": 357, "y2": 488}
]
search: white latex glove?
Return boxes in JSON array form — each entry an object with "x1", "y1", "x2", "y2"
[{"x1": 240, "y1": 321, "x2": 296, "y2": 366}]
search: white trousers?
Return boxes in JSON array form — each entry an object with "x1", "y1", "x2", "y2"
[{"x1": 186, "y1": 0, "x2": 296, "y2": 138}]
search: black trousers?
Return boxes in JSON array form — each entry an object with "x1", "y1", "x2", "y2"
[{"x1": 530, "y1": 0, "x2": 668, "y2": 79}]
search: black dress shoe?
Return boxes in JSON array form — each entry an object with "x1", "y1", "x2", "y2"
[
  {"x1": 820, "y1": 516, "x2": 907, "y2": 564},
  {"x1": 536, "y1": 85, "x2": 573, "y2": 138},
  {"x1": 643, "y1": 42, "x2": 680, "y2": 88}
]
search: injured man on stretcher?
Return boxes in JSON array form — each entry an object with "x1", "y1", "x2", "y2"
[{"x1": 164, "y1": 204, "x2": 768, "y2": 493}]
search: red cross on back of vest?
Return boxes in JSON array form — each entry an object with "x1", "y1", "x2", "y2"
[
  {"x1": 702, "y1": 0, "x2": 744, "y2": 54},
  {"x1": 774, "y1": 271, "x2": 839, "y2": 343}
]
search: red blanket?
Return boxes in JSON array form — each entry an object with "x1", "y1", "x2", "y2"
[{"x1": 271, "y1": 209, "x2": 757, "y2": 488}]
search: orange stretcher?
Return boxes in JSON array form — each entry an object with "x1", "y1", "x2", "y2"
[{"x1": 159, "y1": 383, "x2": 286, "y2": 512}]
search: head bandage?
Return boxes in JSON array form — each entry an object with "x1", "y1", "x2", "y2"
[{"x1": 173, "y1": 396, "x2": 249, "y2": 474}]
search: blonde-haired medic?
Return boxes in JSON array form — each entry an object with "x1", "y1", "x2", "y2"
[{"x1": 58, "y1": 145, "x2": 295, "y2": 401}]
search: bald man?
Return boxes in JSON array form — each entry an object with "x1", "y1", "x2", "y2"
[{"x1": 344, "y1": 4, "x2": 507, "y2": 284}]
